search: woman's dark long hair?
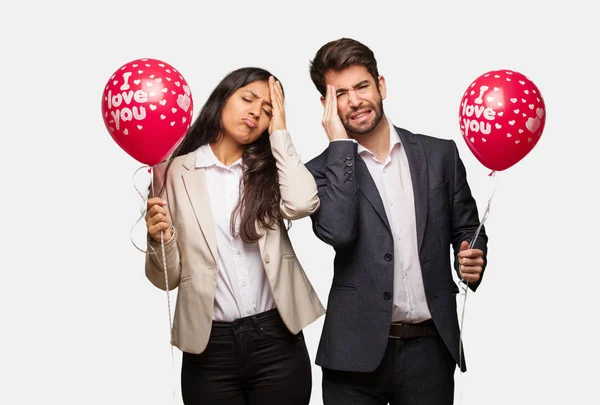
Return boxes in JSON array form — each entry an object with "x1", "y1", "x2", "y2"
[{"x1": 161, "y1": 67, "x2": 283, "y2": 243}]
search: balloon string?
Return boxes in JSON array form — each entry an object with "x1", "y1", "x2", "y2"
[
  {"x1": 130, "y1": 165, "x2": 177, "y2": 401},
  {"x1": 129, "y1": 165, "x2": 152, "y2": 253},
  {"x1": 456, "y1": 171, "x2": 497, "y2": 403}
]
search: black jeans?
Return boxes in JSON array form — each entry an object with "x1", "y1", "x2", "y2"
[
  {"x1": 322, "y1": 335, "x2": 456, "y2": 405},
  {"x1": 181, "y1": 308, "x2": 312, "y2": 405}
]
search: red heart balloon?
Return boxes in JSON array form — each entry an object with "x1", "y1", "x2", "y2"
[
  {"x1": 101, "y1": 58, "x2": 193, "y2": 166},
  {"x1": 459, "y1": 70, "x2": 546, "y2": 172}
]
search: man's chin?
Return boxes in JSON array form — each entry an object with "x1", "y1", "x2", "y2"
[{"x1": 345, "y1": 122, "x2": 377, "y2": 136}]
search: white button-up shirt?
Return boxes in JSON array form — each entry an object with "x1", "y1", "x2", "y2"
[
  {"x1": 195, "y1": 144, "x2": 275, "y2": 322},
  {"x1": 356, "y1": 119, "x2": 432, "y2": 323}
]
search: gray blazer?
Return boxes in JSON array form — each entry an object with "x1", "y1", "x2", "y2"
[{"x1": 305, "y1": 126, "x2": 488, "y2": 373}]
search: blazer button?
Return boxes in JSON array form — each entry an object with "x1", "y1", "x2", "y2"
[
  {"x1": 264, "y1": 254, "x2": 270, "y2": 263},
  {"x1": 383, "y1": 291, "x2": 392, "y2": 300},
  {"x1": 384, "y1": 253, "x2": 393, "y2": 262}
]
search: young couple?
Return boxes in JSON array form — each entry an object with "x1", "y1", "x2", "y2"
[{"x1": 145, "y1": 37, "x2": 488, "y2": 405}]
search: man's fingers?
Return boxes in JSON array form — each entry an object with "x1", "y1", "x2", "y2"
[
  {"x1": 458, "y1": 248, "x2": 483, "y2": 258},
  {"x1": 459, "y1": 257, "x2": 484, "y2": 266},
  {"x1": 323, "y1": 85, "x2": 331, "y2": 116},
  {"x1": 323, "y1": 85, "x2": 337, "y2": 126},
  {"x1": 460, "y1": 265, "x2": 481, "y2": 274},
  {"x1": 460, "y1": 273, "x2": 480, "y2": 282}
]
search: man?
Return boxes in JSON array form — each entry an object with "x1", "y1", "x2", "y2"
[{"x1": 305, "y1": 37, "x2": 488, "y2": 405}]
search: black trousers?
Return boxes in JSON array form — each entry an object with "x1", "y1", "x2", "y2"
[
  {"x1": 181, "y1": 308, "x2": 312, "y2": 405},
  {"x1": 322, "y1": 335, "x2": 456, "y2": 405}
]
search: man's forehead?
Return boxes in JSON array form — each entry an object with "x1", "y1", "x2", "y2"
[{"x1": 325, "y1": 66, "x2": 373, "y2": 86}]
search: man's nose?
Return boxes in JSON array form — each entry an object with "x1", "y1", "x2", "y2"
[{"x1": 348, "y1": 89, "x2": 361, "y2": 108}]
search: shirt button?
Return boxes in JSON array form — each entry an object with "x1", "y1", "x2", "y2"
[
  {"x1": 384, "y1": 253, "x2": 393, "y2": 262},
  {"x1": 264, "y1": 254, "x2": 270, "y2": 263},
  {"x1": 346, "y1": 160, "x2": 353, "y2": 167},
  {"x1": 288, "y1": 149, "x2": 294, "y2": 156},
  {"x1": 383, "y1": 291, "x2": 392, "y2": 300},
  {"x1": 346, "y1": 154, "x2": 352, "y2": 160},
  {"x1": 241, "y1": 280, "x2": 248, "y2": 286}
]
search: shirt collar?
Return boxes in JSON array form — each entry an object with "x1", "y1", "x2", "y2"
[
  {"x1": 195, "y1": 143, "x2": 243, "y2": 169},
  {"x1": 357, "y1": 116, "x2": 401, "y2": 157}
]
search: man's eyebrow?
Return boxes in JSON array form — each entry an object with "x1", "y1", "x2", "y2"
[
  {"x1": 335, "y1": 80, "x2": 371, "y2": 94},
  {"x1": 243, "y1": 90, "x2": 273, "y2": 108}
]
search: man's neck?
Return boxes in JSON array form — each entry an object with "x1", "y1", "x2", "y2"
[{"x1": 352, "y1": 116, "x2": 390, "y2": 162}]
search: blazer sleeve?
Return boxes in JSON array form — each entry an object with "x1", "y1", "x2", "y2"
[
  {"x1": 270, "y1": 130, "x2": 320, "y2": 220},
  {"x1": 306, "y1": 140, "x2": 360, "y2": 248},
  {"x1": 449, "y1": 140, "x2": 488, "y2": 292},
  {"x1": 144, "y1": 163, "x2": 182, "y2": 291}
]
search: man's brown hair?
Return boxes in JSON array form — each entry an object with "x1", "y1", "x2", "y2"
[{"x1": 309, "y1": 37, "x2": 380, "y2": 96}]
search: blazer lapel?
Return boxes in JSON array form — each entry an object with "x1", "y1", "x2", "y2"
[
  {"x1": 181, "y1": 152, "x2": 218, "y2": 264},
  {"x1": 396, "y1": 127, "x2": 428, "y2": 252},
  {"x1": 356, "y1": 156, "x2": 391, "y2": 233}
]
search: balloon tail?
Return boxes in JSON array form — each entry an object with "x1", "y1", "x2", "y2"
[
  {"x1": 129, "y1": 165, "x2": 152, "y2": 253},
  {"x1": 456, "y1": 171, "x2": 497, "y2": 403},
  {"x1": 131, "y1": 165, "x2": 177, "y2": 400},
  {"x1": 149, "y1": 169, "x2": 177, "y2": 401}
]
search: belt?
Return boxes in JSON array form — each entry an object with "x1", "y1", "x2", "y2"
[{"x1": 389, "y1": 319, "x2": 438, "y2": 339}]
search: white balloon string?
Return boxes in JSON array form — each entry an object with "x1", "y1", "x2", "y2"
[
  {"x1": 149, "y1": 170, "x2": 177, "y2": 402},
  {"x1": 129, "y1": 165, "x2": 152, "y2": 253},
  {"x1": 456, "y1": 170, "x2": 497, "y2": 403},
  {"x1": 130, "y1": 165, "x2": 177, "y2": 400}
]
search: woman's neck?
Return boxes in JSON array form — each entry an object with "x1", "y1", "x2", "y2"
[{"x1": 210, "y1": 136, "x2": 244, "y2": 166}]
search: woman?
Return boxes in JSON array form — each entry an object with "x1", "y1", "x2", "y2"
[{"x1": 144, "y1": 67, "x2": 325, "y2": 405}]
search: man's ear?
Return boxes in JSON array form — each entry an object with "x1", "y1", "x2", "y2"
[
  {"x1": 320, "y1": 95, "x2": 325, "y2": 106},
  {"x1": 378, "y1": 75, "x2": 387, "y2": 100}
]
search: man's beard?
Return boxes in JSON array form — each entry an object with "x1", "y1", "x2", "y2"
[{"x1": 342, "y1": 99, "x2": 384, "y2": 136}]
